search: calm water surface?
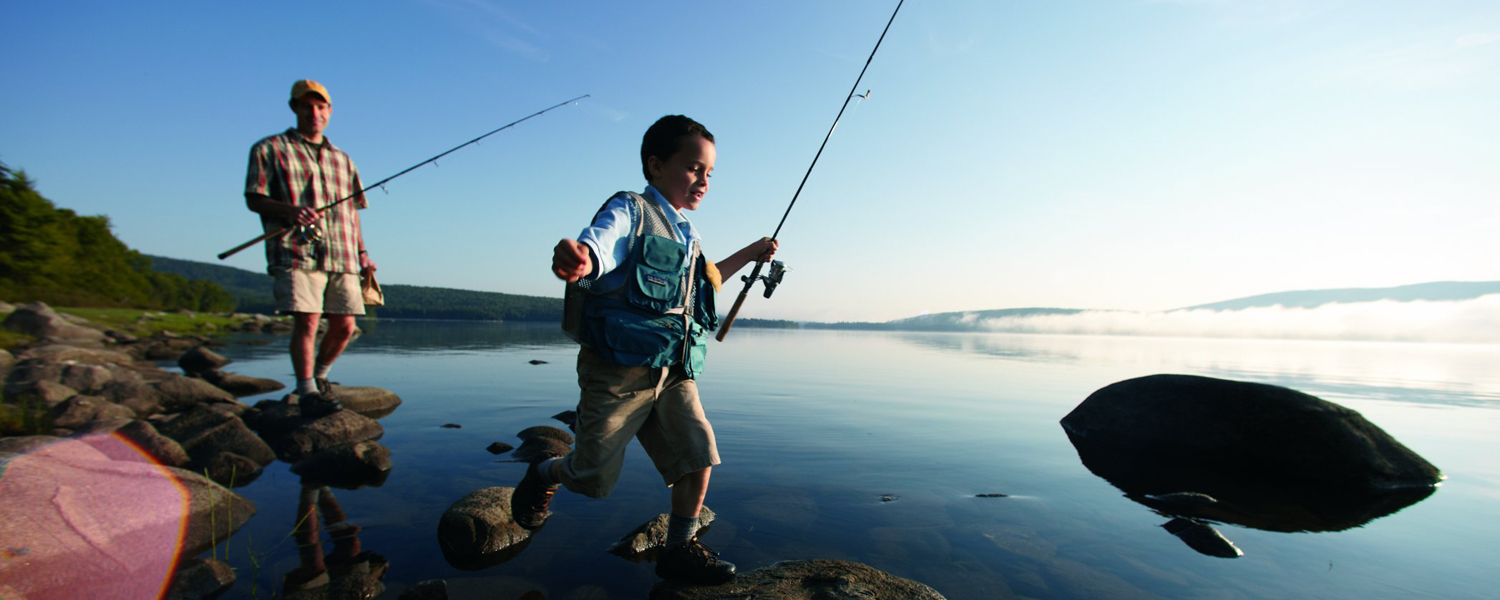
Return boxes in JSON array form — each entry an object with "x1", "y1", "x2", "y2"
[{"x1": 203, "y1": 322, "x2": 1500, "y2": 599}]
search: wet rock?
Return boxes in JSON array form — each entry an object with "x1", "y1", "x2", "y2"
[
  {"x1": 437, "y1": 487, "x2": 533, "y2": 569},
  {"x1": 1, "y1": 302, "x2": 108, "y2": 345},
  {"x1": 517, "y1": 425, "x2": 574, "y2": 445},
  {"x1": 49, "y1": 395, "x2": 135, "y2": 430},
  {"x1": 528, "y1": 360, "x2": 547, "y2": 365},
  {"x1": 975, "y1": 493, "x2": 1009, "y2": 498},
  {"x1": 487, "y1": 442, "x2": 515, "y2": 455},
  {"x1": 650, "y1": 559, "x2": 947, "y2": 600},
  {"x1": 155, "y1": 375, "x2": 235, "y2": 411},
  {"x1": 609, "y1": 507, "x2": 716, "y2": 558},
  {"x1": 329, "y1": 385, "x2": 402, "y2": 418},
  {"x1": 511, "y1": 436, "x2": 572, "y2": 463},
  {"x1": 398, "y1": 579, "x2": 450, "y2": 600},
  {"x1": 179, "y1": 416, "x2": 277, "y2": 468},
  {"x1": 111, "y1": 419, "x2": 190, "y2": 467},
  {"x1": 178, "y1": 346, "x2": 231, "y2": 374},
  {"x1": 291, "y1": 440, "x2": 393, "y2": 489},
  {"x1": 1162, "y1": 517, "x2": 1243, "y2": 558},
  {"x1": 879, "y1": 495, "x2": 898, "y2": 502},
  {"x1": 0, "y1": 436, "x2": 256, "y2": 600},
  {"x1": 1063, "y1": 374, "x2": 1444, "y2": 532},
  {"x1": 261, "y1": 409, "x2": 385, "y2": 463},
  {"x1": 164, "y1": 558, "x2": 235, "y2": 600},
  {"x1": 552, "y1": 410, "x2": 577, "y2": 426},
  {"x1": 203, "y1": 451, "x2": 264, "y2": 487},
  {"x1": 197, "y1": 369, "x2": 285, "y2": 397}
]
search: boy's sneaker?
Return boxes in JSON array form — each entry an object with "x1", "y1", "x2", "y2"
[
  {"x1": 655, "y1": 538, "x2": 736, "y2": 585},
  {"x1": 298, "y1": 391, "x2": 342, "y2": 418},
  {"x1": 510, "y1": 460, "x2": 558, "y2": 529},
  {"x1": 314, "y1": 377, "x2": 339, "y2": 400}
]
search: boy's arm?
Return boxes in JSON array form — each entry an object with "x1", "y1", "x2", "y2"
[{"x1": 715, "y1": 237, "x2": 779, "y2": 279}]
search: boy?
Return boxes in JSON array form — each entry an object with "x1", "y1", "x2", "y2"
[{"x1": 514, "y1": 115, "x2": 777, "y2": 585}]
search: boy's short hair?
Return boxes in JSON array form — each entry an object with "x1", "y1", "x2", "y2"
[{"x1": 641, "y1": 115, "x2": 714, "y2": 181}]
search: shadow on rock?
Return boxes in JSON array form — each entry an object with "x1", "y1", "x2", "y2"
[{"x1": 1062, "y1": 374, "x2": 1441, "y2": 536}]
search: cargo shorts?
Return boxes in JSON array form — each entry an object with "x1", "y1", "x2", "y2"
[
  {"x1": 557, "y1": 347, "x2": 721, "y2": 498},
  {"x1": 272, "y1": 267, "x2": 365, "y2": 316}
]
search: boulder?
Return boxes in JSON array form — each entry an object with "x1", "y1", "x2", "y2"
[
  {"x1": 58, "y1": 363, "x2": 113, "y2": 394},
  {"x1": 155, "y1": 404, "x2": 236, "y2": 442},
  {"x1": 164, "y1": 558, "x2": 235, "y2": 600},
  {"x1": 155, "y1": 375, "x2": 235, "y2": 411},
  {"x1": 518, "y1": 425, "x2": 574, "y2": 445},
  {"x1": 177, "y1": 346, "x2": 232, "y2": 374},
  {"x1": 260, "y1": 409, "x2": 385, "y2": 463},
  {"x1": 98, "y1": 380, "x2": 165, "y2": 417},
  {"x1": 437, "y1": 487, "x2": 532, "y2": 569},
  {"x1": 5, "y1": 379, "x2": 78, "y2": 407},
  {"x1": 178, "y1": 417, "x2": 277, "y2": 468},
  {"x1": 15, "y1": 344, "x2": 135, "y2": 365},
  {"x1": 609, "y1": 507, "x2": 717, "y2": 558},
  {"x1": 486, "y1": 442, "x2": 515, "y2": 455},
  {"x1": 109, "y1": 420, "x2": 191, "y2": 467},
  {"x1": 650, "y1": 559, "x2": 947, "y2": 600},
  {"x1": 1, "y1": 302, "x2": 107, "y2": 345},
  {"x1": 1062, "y1": 374, "x2": 1444, "y2": 532},
  {"x1": 290, "y1": 440, "x2": 393, "y2": 489},
  {"x1": 48, "y1": 395, "x2": 136, "y2": 430},
  {"x1": 0, "y1": 435, "x2": 255, "y2": 600},
  {"x1": 398, "y1": 579, "x2": 450, "y2": 600},
  {"x1": 198, "y1": 369, "x2": 285, "y2": 397},
  {"x1": 329, "y1": 385, "x2": 403, "y2": 418}
]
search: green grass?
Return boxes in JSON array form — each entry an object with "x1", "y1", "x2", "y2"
[{"x1": 57, "y1": 307, "x2": 250, "y2": 338}]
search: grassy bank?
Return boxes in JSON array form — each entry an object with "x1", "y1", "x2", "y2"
[{"x1": 0, "y1": 306, "x2": 265, "y2": 352}]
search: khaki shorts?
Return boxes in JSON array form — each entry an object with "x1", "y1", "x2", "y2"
[
  {"x1": 558, "y1": 348, "x2": 721, "y2": 498},
  {"x1": 272, "y1": 268, "x2": 366, "y2": 316}
]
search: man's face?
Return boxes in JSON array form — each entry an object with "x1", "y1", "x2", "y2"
[
  {"x1": 291, "y1": 94, "x2": 332, "y2": 138},
  {"x1": 649, "y1": 135, "x2": 715, "y2": 212}
]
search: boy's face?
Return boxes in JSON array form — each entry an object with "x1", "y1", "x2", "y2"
[{"x1": 648, "y1": 134, "x2": 715, "y2": 212}]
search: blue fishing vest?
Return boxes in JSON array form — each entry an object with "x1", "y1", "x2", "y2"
[{"x1": 564, "y1": 192, "x2": 719, "y2": 377}]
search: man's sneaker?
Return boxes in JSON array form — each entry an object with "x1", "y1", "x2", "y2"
[
  {"x1": 314, "y1": 377, "x2": 339, "y2": 401},
  {"x1": 298, "y1": 391, "x2": 342, "y2": 418},
  {"x1": 510, "y1": 460, "x2": 558, "y2": 529},
  {"x1": 655, "y1": 538, "x2": 736, "y2": 585}
]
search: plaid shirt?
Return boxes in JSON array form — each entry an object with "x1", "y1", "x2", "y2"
[{"x1": 245, "y1": 128, "x2": 367, "y2": 273}]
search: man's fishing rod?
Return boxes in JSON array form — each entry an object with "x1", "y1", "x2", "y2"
[
  {"x1": 218, "y1": 94, "x2": 591, "y2": 260},
  {"x1": 716, "y1": 0, "x2": 904, "y2": 342}
]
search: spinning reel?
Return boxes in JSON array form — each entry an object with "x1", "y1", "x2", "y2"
[{"x1": 744, "y1": 260, "x2": 788, "y2": 299}]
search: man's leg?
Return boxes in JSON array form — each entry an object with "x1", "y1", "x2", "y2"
[
  {"x1": 317, "y1": 314, "x2": 358, "y2": 372},
  {"x1": 290, "y1": 312, "x2": 321, "y2": 394}
]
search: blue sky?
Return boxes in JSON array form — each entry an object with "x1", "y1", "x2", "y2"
[{"x1": 3, "y1": 0, "x2": 1496, "y2": 322}]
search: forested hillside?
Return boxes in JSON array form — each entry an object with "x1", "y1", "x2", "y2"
[{"x1": 0, "y1": 163, "x2": 234, "y2": 311}]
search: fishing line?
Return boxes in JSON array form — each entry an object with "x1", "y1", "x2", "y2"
[{"x1": 218, "y1": 94, "x2": 590, "y2": 260}]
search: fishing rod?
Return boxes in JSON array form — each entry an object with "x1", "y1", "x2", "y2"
[
  {"x1": 218, "y1": 94, "x2": 591, "y2": 260},
  {"x1": 716, "y1": 0, "x2": 904, "y2": 342}
]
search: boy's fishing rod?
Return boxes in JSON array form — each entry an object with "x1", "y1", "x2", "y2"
[
  {"x1": 716, "y1": 0, "x2": 904, "y2": 342},
  {"x1": 218, "y1": 94, "x2": 591, "y2": 260}
]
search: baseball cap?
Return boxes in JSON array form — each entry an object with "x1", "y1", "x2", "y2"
[{"x1": 290, "y1": 79, "x2": 331, "y2": 104}]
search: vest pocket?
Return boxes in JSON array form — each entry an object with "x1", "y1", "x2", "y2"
[
  {"x1": 598, "y1": 310, "x2": 682, "y2": 367},
  {"x1": 628, "y1": 235, "x2": 687, "y2": 312}
]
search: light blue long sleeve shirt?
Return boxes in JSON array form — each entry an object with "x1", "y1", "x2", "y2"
[{"x1": 576, "y1": 185, "x2": 700, "y2": 280}]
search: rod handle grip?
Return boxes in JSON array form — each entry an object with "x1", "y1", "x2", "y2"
[
  {"x1": 218, "y1": 226, "x2": 289, "y2": 260},
  {"x1": 716, "y1": 288, "x2": 752, "y2": 342}
]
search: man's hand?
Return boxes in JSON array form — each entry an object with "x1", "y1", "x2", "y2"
[
  {"x1": 553, "y1": 239, "x2": 592, "y2": 282},
  {"x1": 293, "y1": 206, "x2": 319, "y2": 226},
  {"x1": 359, "y1": 251, "x2": 377, "y2": 277}
]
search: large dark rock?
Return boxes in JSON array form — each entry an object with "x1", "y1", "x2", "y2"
[
  {"x1": 437, "y1": 487, "x2": 533, "y2": 570},
  {"x1": 650, "y1": 559, "x2": 947, "y2": 600},
  {"x1": 49, "y1": 395, "x2": 136, "y2": 430},
  {"x1": 290, "y1": 440, "x2": 393, "y2": 489},
  {"x1": 203, "y1": 451, "x2": 264, "y2": 487},
  {"x1": 98, "y1": 380, "x2": 165, "y2": 417},
  {"x1": 179, "y1": 417, "x2": 277, "y2": 468},
  {"x1": 57, "y1": 363, "x2": 114, "y2": 394},
  {"x1": 178, "y1": 345, "x2": 231, "y2": 374},
  {"x1": 15, "y1": 344, "x2": 135, "y2": 365},
  {"x1": 155, "y1": 375, "x2": 236, "y2": 411},
  {"x1": 156, "y1": 404, "x2": 237, "y2": 442},
  {"x1": 517, "y1": 425, "x2": 574, "y2": 445},
  {"x1": 111, "y1": 419, "x2": 191, "y2": 467},
  {"x1": 511, "y1": 436, "x2": 572, "y2": 463},
  {"x1": 1062, "y1": 374, "x2": 1443, "y2": 532},
  {"x1": 5, "y1": 379, "x2": 78, "y2": 407},
  {"x1": 252, "y1": 406, "x2": 385, "y2": 463}
]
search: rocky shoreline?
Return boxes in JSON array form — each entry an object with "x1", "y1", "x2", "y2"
[{"x1": 0, "y1": 301, "x2": 948, "y2": 600}]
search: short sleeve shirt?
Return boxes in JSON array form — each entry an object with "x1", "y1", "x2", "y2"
[
  {"x1": 577, "y1": 185, "x2": 701, "y2": 279},
  {"x1": 245, "y1": 128, "x2": 367, "y2": 273}
]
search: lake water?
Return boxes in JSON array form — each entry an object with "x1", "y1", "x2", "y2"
[{"x1": 201, "y1": 321, "x2": 1500, "y2": 599}]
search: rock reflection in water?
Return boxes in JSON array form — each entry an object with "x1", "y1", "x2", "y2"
[
  {"x1": 1062, "y1": 374, "x2": 1442, "y2": 557},
  {"x1": 283, "y1": 484, "x2": 388, "y2": 600}
]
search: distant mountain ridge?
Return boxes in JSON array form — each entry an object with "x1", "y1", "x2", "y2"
[{"x1": 1177, "y1": 281, "x2": 1500, "y2": 311}]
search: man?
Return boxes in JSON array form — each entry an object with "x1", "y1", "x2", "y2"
[{"x1": 245, "y1": 79, "x2": 375, "y2": 416}]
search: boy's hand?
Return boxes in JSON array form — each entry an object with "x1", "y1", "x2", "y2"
[{"x1": 553, "y1": 239, "x2": 592, "y2": 282}]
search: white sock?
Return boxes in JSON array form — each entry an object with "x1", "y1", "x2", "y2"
[
  {"x1": 297, "y1": 378, "x2": 317, "y2": 395},
  {"x1": 314, "y1": 362, "x2": 332, "y2": 379}
]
